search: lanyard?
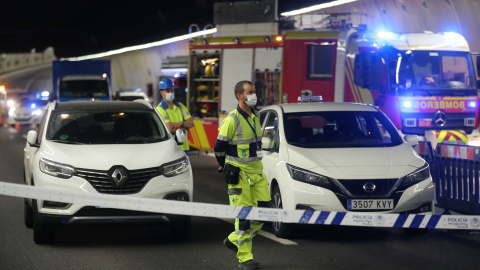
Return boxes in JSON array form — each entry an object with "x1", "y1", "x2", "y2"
[{"x1": 244, "y1": 115, "x2": 259, "y2": 149}]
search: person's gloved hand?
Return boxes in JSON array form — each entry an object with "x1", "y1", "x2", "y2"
[{"x1": 217, "y1": 165, "x2": 224, "y2": 173}]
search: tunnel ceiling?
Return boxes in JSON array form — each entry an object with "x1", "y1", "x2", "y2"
[{"x1": 0, "y1": 0, "x2": 321, "y2": 58}]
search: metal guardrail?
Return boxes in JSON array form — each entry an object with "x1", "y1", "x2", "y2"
[{"x1": 415, "y1": 141, "x2": 480, "y2": 215}]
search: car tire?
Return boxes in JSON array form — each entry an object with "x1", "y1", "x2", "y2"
[
  {"x1": 169, "y1": 217, "x2": 192, "y2": 241},
  {"x1": 24, "y1": 199, "x2": 33, "y2": 228},
  {"x1": 33, "y1": 200, "x2": 54, "y2": 244},
  {"x1": 271, "y1": 186, "x2": 293, "y2": 239}
]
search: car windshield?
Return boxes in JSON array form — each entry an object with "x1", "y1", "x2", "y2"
[
  {"x1": 284, "y1": 111, "x2": 403, "y2": 148},
  {"x1": 46, "y1": 109, "x2": 168, "y2": 144},
  {"x1": 394, "y1": 51, "x2": 476, "y2": 91}
]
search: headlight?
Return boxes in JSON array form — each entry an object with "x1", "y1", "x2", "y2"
[
  {"x1": 160, "y1": 156, "x2": 190, "y2": 177},
  {"x1": 39, "y1": 158, "x2": 75, "y2": 179},
  {"x1": 32, "y1": 109, "x2": 42, "y2": 116},
  {"x1": 401, "y1": 163, "x2": 431, "y2": 187},
  {"x1": 286, "y1": 163, "x2": 333, "y2": 189},
  {"x1": 8, "y1": 107, "x2": 15, "y2": 116}
]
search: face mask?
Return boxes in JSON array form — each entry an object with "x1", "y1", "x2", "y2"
[
  {"x1": 244, "y1": 94, "x2": 257, "y2": 107},
  {"x1": 165, "y1": 92, "x2": 175, "y2": 102}
]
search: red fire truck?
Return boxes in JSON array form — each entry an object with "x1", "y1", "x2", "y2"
[{"x1": 185, "y1": 13, "x2": 480, "y2": 151}]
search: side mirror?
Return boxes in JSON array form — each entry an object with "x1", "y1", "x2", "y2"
[
  {"x1": 261, "y1": 137, "x2": 272, "y2": 151},
  {"x1": 175, "y1": 129, "x2": 185, "y2": 145},
  {"x1": 27, "y1": 130, "x2": 39, "y2": 147},
  {"x1": 404, "y1": 134, "x2": 419, "y2": 147}
]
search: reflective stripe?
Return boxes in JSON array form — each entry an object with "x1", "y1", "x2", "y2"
[
  {"x1": 215, "y1": 151, "x2": 226, "y2": 157},
  {"x1": 228, "y1": 188, "x2": 242, "y2": 195},
  {"x1": 236, "y1": 237, "x2": 252, "y2": 246},
  {"x1": 235, "y1": 229, "x2": 247, "y2": 236},
  {"x1": 226, "y1": 155, "x2": 262, "y2": 162},
  {"x1": 183, "y1": 112, "x2": 191, "y2": 117},
  {"x1": 163, "y1": 115, "x2": 170, "y2": 121},
  {"x1": 230, "y1": 138, "x2": 257, "y2": 145},
  {"x1": 217, "y1": 134, "x2": 229, "y2": 141},
  {"x1": 251, "y1": 221, "x2": 264, "y2": 227},
  {"x1": 229, "y1": 113, "x2": 243, "y2": 141},
  {"x1": 234, "y1": 228, "x2": 260, "y2": 236}
]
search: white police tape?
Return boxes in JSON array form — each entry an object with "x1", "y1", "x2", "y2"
[{"x1": 1, "y1": 181, "x2": 480, "y2": 230}]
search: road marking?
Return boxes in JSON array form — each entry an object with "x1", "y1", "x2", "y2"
[{"x1": 219, "y1": 218, "x2": 298, "y2": 245}]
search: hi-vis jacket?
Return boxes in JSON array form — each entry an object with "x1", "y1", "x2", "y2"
[
  {"x1": 156, "y1": 100, "x2": 191, "y2": 151},
  {"x1": 214, "y1": 106, "x2": 263, "y2": 174}
]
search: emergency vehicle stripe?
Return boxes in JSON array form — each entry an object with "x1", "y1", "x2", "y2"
[
  {"x1": 299, "y1": 210, "x2": 314, "y2": 223},
  {"x1": 193, "y1": 120, "x2": 211, "y2": 150},
  {"x1": 436, "y1": 131, "x2": 448, "y2": 143},
  {"x1": 189, "y1": 125, "x2": 201, "y2": 149},
  {"x1": 332, "y1": 212, "x2": 346, "y2": 225},
  {"x1": 449, "y1": 130, "x2": 468, "y2": 144},
  {"x1": 393, "y1": 214, "x2": 408, "y2": 227},
  {"x1": 426, "y1": 215, "x2": 441, "y2": 228},
  {"x1": 345, "y1": 58, "x2": 361, "y2": 103},
  {"x1": 410, "y1": 215, "x2": 425, "y2": 228},
  {"x1": 315, "y1": 211, "x2": 330, "y2": 224},
  {"x1": 237, "y1": 206, "x2": 252, "y2": 219}
]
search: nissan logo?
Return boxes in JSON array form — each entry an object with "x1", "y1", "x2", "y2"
[
  {"x1": 111, "y1": 167, "x2": 128, "y2": 187},
  {"x1": 434, "y1": 110, "x2": 447, "y2": 127},
  {"x1": 363, "y1": 182, "x2": 376, "y2": 193}
]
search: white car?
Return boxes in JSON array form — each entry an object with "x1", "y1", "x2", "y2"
[
  {"x1": 259, "y1": 101, "x2": 434, "y2": 238},
  {"x1": 23, "y1": 100, "x2": 193, "y2": 244},
  {"x1": 8, "y1": 98, "x2": 49, "y2": 127}
]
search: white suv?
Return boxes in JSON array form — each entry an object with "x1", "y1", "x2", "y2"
[
  {"x1": 259, "y1": 101, "x2": 434, "y2": 238},
  {"x1": 23, "y1": 100, "x2": 193, "y2": 244}
]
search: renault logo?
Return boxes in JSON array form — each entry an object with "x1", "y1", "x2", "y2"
[
  {"x1": 363, "y1": 182, "x2": 376, "y2": 193},
  {"x1": 111, "y1": 167, "x2": 127, "y2": 187},
  {"x1": 434, "y1": 110, "x2": 447, "y2": 127}
]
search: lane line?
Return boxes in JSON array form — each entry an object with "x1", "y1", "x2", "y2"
[{"x1": 219, "y1": 218, "x2": 298, "y2": 246}]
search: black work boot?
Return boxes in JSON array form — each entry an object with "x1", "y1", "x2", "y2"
[
  {"x1": 223, "y1": 238, "x2": 238, "y2": 253},
  {"x1": 238, "y1": 260, "x2": 260, "y2": 269}
]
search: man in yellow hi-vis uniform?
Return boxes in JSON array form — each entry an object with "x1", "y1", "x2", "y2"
[
  {"x1": 214, "y1": 80, "x2": 271, "y2": 269},
  {"x1": 156, "y1": 78, "x2": 194, "y2": 153}
]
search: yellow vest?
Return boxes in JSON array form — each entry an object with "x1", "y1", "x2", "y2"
[{"x1": 156, "y1": 100, "x2": 191, "y2": 151}]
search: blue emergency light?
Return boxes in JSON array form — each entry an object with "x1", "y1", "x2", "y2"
[
  {"x1": 401, "y1": 100, "x2": 412, "y2": 109},
  {"x1": 469, "y1": 101, "x2": 476, "y2": 108}
]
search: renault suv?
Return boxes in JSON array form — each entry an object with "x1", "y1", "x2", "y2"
[
  {"x1": 259, "y1": 101, "x2": 434, "y2": 238},
  {"x1": 23, "y1": 100, "x2": 193, "y2": 244}
]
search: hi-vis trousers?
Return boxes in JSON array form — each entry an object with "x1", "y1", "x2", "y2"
[{"x1": 226, "y1": 170, "x2": 271, "y2": 263}]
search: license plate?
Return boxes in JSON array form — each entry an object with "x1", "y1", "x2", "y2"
[
  {"x1": 347, "y1": 199, "x2": 394, "y2": 210},
  {"x1": 418, "y1": 118, "x2": 432, "y2": 128}
]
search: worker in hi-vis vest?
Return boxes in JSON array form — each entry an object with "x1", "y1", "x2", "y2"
[
  {"x1": 156, "y1": 78, "x2": 194, "y2": 154},
  {"x1": 214, "y1": 80, "x2": 271, "y2": 269}
]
